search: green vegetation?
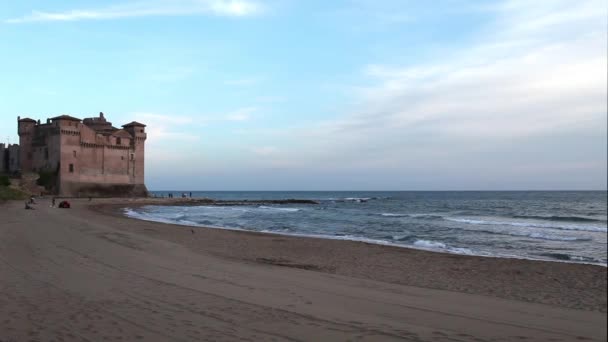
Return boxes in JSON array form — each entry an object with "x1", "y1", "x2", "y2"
[
  {"x1": 36, "y1": 170, "x2": 57, "y2": 191},
  {"x1": 0, "y1": 175, "x2": 28, "y2": 201},
  {"x1": 0, "y1": 185, "x2": 28, "y2": 201}
]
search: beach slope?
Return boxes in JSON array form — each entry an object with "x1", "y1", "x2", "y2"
[{"x1": 1, "y1": 198, "x2": 606, "y2": 341}]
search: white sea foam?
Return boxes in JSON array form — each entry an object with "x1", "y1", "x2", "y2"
[
  {"x1": 527, "y1": 233, "x2": 587, "y2": 241},
  {"x1": 446, "y1": 217, "x2": 607, "y2": 233},
  {"x1": 379, "y1": 213, "x2": 443, "y2": 219},
  {"x1": 343, "y1": 197, "x2": 371, "y2": 202},
  {"x1": 124, "y1": 204, "x2": 606, "y2": 266},
  {"x1": 414, "y1": 239, "x2": 447, "y2": 249},
  {"x1": 258, "y1": 206, "x2": 301, "y2": 212},
  {"x1": 412, "y1": 239, "x2": 474, "y2": 255},
  {"x1": 124, "y1": 208, "x2": 243, "y2": 231}
]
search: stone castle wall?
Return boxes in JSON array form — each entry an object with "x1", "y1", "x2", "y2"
[
  {"x1": 17, "y1": 113, "x2": 147, "y2": 197},
  {"x1": 0, "y1": 143, "x2": 20, "y2": 174}
]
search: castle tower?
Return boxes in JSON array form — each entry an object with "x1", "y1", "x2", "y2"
[
  {"x1": 122, "y1": 121, "x2": 147, "y2": 186},
  {"x1": 17, "y1": 116, "x2": 37, "y2": 172}
]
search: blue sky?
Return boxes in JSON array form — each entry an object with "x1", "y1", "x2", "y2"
[{"x1": 0, "y1": 0, "x2": 606, "y2": 190}]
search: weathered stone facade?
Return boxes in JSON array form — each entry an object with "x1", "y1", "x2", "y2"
[
  {"x1": 0, "y1": 143, "x2": 20, "y2": 174},
  {"x1": 17, "y1": 113, "x2": 147, "y2": 197}
]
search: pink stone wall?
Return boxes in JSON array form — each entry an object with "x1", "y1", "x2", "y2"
[{"x1": 18, "y1": 115, "x2": 147, "y2": 197}]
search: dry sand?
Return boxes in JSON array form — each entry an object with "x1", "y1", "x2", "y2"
[{"x1": 1, "y1": 197, "x2": 606, "y2": 341}]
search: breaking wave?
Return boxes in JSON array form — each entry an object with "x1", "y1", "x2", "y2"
[
  {"x1": 445, "y1": 217, "x2": 607, "y2": 233},
  {"x1": 512, "y1": 215, "x2": 604, "y2": 223}
]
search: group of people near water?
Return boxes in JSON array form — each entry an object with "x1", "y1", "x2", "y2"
[
  {"x1": 24, "y1": 196, "x2": 71, "y2": 209},
  {"x1": 154, "y1": 192, "x2": 193, "y2": 199}
]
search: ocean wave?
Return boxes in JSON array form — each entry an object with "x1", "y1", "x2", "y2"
[
  {"x1": 414, "y1": 239, "x2": 446, "y2": 249},
  {"x1": 412, "y1": 239, "x2": 474, "y2": 255},
  {"x1": 538, "y1": 253, "x2": 604, "y2": 263},
  {"x1": 512, "y1": 215, "x2": 604, "y2": 223},
  {"x1": 258, "y1": 206, "x2": 301, "y2": 212},
  {"x1": 524, "y1": 233, "x2": 591, "y2": 241},
  {"x1": 469, "y1": 228, "x2": 592, "y2": 242},
  {"x1": 445, "y1": 217, "x2": 607, "y2": 233},
  {"x1": 124, "y1": 208, "x2": 245, "y2": 231},
  {"x1": 379, "y1": 213, "x2": 443, "y2": 220},
  {"x1": 342, "y1": 197, "x2": 371, "y2": 202},
  {"x1": 527, "y1": 232, "x2": 589, "y2": 241},
  {"x1": 522, "y1": 232, "x2": 590, "y2": 241},
  {"x1": 411, "y1": 214, "x2": 444, "y2": 220}
]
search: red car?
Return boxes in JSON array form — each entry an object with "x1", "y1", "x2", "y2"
[{"x1": 58, "y1": 201, "x2": 71, "y2": 208}]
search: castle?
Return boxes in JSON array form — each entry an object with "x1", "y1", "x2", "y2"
[
  {"x1": 10, "y1": 112, "x2": 148, "y2": 197},
  {"x1": 0, "y1": 143, "x2": 20, "y2": 174}
]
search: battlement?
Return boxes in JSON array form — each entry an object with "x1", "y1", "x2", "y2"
[
  {"x1": 0, "y1": 143, "x2": 20, "y2": 174},
  {"x1": 16, "y1": 112, "x2": 147, "y2": 196}
]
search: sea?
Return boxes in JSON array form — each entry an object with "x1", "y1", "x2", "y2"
[{"x1": 125, "y1": 191, "x2": 607, "y2": 266}]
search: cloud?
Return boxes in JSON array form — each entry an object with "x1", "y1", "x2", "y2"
[
  {"x1": 251, "y1": 146, "x2": 279, "y2": 156},
  {"x1": 225, "y1": 107, "x2": 257, "y2": 121},
  {"x1": 347, "y1": 1, "x2": 607, "y2": 140},
  {"x1": 325, "y1": 0, "x2": 415, "y2": 32},
  {"x1": 223, "y1": 77, "x2": 261, "y2": 86},
  {"x1": 243, "y1": 0, "x2": 606, "y2": 189},
  {"x1": 127, "y1": 112, "x2": 201, "y2": 164},
  {"x1": 5, "y1": 0, "x2": 262, "y2": 23},
  {"x1": 143, "y1": 67, "x2": 196, "y2": 82},
  {"x1": 130, "y1": 112, "x2": 199, "y2": 142},
  {"x1": 255, "y1": 95, "x2": 286, "y2": 103}
]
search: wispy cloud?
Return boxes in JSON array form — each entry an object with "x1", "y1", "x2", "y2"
[
  {"x1": 255, "y1": 95, "x2": 286, "y2": 103},
  {"x1": 5, "y1": 0, "x2": 262, "y2": 23},
  {"x1": 225, "y1": 107, "x2": 257, "y2": 121},
  {"x1": 223, "y1": 77, "x2": 262, "y2": 86},
  {"x1": 143, "y1": 66, "x2": 197, "y2": 82},
  {"x1": 128, "y1": 112, "x2": 200, "y2": 164},
  {"x1": 325, "y1": 0, "x2": 415, "y2": 32},
  {"x1": 131, "y1": 112, "x2": 199, "y2": 141},
  {"x1": 251, "y1": 146, "x2": 279, "y2": 156},
  {"x1": 242, "y1": 0, "x2": 607, "y2": 188}
]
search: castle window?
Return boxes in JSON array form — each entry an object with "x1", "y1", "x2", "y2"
[
  {"x1": 45, "y1": 148, "x2": 49, "y2": 160},
  {"x1": 69, "y1": 164, "x2": 74, "y2": 173},
  {"x1": 117, "y1": 137, "x2": 121, "y2": 145},
  {"x1": 121, "y1": 156, "x2": 124, "y2": 160},
  {"x1": 130, "y1": 153, "x2": 134, "y2": 161},
  {"x1": 140, "y1": 129, "x2": 144, "y2": 133},
  {"x1": 73, "y1": 150, "x2": 77, "y2": 157}
]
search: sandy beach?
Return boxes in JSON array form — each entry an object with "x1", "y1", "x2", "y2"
[{"x1": 1, "y1": 197, "x2": 606, "y2": 341}]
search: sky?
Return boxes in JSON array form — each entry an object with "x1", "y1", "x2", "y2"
[{"x1": 0, "y1": 0, "x2": 606, "y2": 191}]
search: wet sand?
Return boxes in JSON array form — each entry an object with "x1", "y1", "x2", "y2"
[{"x1": 1, "y1": 197, "x2": 606, "y2": 341}]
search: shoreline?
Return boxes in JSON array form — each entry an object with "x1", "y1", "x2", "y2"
[
  {"x1": 118, "y1": 201, "x2": 608, "y2": 268},
  {"x1": 88, "y1": 200, "x2": 607, "y2": 313},
  {"x1": 2, "y1": 197, "x2": 606, "y2": 341}
]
